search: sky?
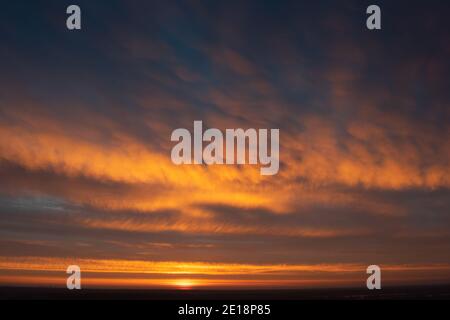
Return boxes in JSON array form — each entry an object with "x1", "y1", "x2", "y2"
[{"x1": 0, "y1": 0, "x2": 449, "y2": 289}]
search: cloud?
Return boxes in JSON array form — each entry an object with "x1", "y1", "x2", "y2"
[{"x1": 1, "y1": 256, "x2": 450, "y2": 289}]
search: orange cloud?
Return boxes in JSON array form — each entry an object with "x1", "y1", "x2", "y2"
[{"x1": 1, "y1": 257, "x2": 450, "y2": 289}]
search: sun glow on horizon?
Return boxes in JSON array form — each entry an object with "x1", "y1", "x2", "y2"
[{"x1": 172, "y1": 279, "x2": 197, "y2": 290}]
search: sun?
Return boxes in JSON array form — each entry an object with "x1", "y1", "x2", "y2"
[{"x1": 172, "y1": 279, "x2": 197, "y2": 290}]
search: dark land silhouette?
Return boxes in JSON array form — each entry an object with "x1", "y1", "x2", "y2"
[{"x1": 1, "y1": 285, "x2": 450, "y2": 300}]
